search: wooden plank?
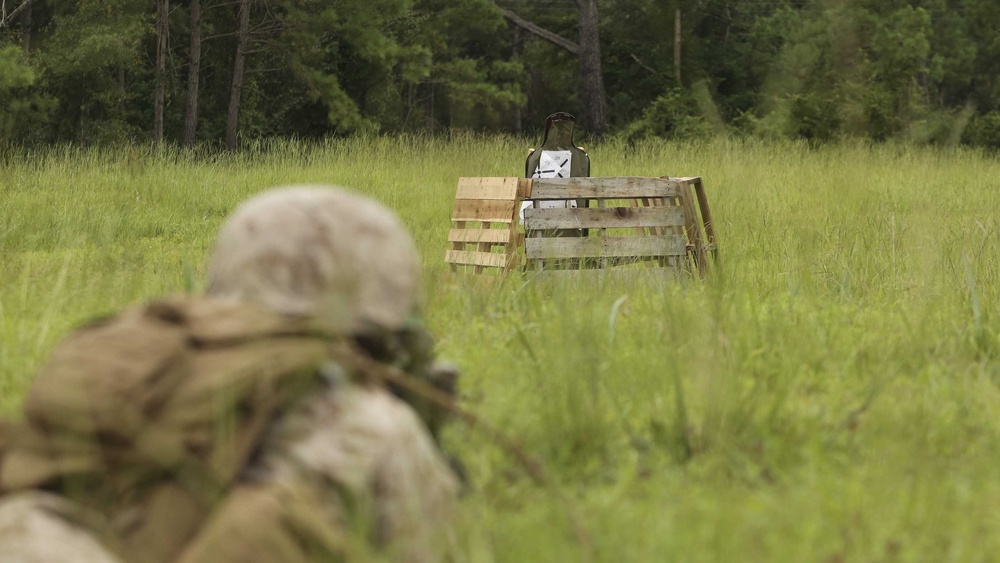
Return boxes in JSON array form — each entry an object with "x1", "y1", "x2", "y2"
[
  {"x1": 530, "y1": 177, "x2": 680, "y2": 200},
  {"x1": 447, "y1": 228, "x2": 513, "y2": 244},
  {"x1": 596, "y1": 199, "x2": 608, "y2": 269},
  {"x1": 455, "y1": 177, "x2": 521, "y2": 200},
  {"x1": 672, "y1": 176, "x2": 702, "y2": 184},
  {"x1": 693, "y1": 178, "x2": 718, "y2": 262},
  {"x1": 530, "y1": 217, "x2": 543, "y2": 271},
  {"x1": 475, "y1": 221, "x2": 493, "y2": 274},
  {"x1": 445, "y1": 250, "x2": 510, "y2": 268},
  {"x1": 517, "y1": 178, "x2": 532, "y2": 199},
  {"x1": 449, "y1": 220, "x2": 466, "y2": 273},
  {"x1": 530, "y1": 266, "x2": 681, "y2": 282},
  {"x1": 678, "y1": 183, "x2": 706, "y2": 276},
  {"x1": 627, "y1": 198, "x2": 646, "y2": 236},
  {"x1": 640, "y1": 197, "x2": 659, "y2": 236},
  {"x1": 451, "y1": 199, "x2": 518, "y2": 223},
  {"x1": 525, "y1": 235, "x2": 686, "y2": 260},
  {"x1": 524, "y1": 206, "x2": 685, "y2": 230}
]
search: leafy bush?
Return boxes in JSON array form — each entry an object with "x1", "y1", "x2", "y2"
[
  {"x1": 0, "y1": 46, "x2": 56, "y2": 143},
  {"x1": 963, "y1": 111, "x2": 1000, "y2": 150},
  {"x1": 621, "y1": 87, "x2": 713, "y2": 141}
]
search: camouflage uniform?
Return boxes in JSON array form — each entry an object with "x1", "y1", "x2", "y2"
[
  {"x1": 0, "y1": 492, "x2": 122, "y2": 563},
  {"x1": 0, "y1": 186, "x2": 459, "y2": 562},
  {"x1": 196, "y1": 186, "x2": 460, "y2": 562}
]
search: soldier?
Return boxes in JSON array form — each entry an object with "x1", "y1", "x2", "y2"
[
  {"x1": 187, "y1": 185, "x2": 461, "y2": 562},
  {"x1": 0, "y1": 185, "x2": 460, "y2": 562}
]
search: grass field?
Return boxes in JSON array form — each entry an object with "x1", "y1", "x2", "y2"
[{"x1": 3, "y1": 135, "x2": 1000, "y2": 561}]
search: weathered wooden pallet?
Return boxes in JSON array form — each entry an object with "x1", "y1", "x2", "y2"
[
  {"x1": 444, "y1": 176, "x2": 717, "y2": 276},
  {"x1": 525, "y1": 177, "x2": 681, "y2": 273},
  {"x1": 445, "y1": 177, "x2": 530, "y2": 274}
]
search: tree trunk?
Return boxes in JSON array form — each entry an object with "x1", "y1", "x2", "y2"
[
  {"x1": 0, "y1": 0, "x2": 38, "y2": 29},
  {"x1": 154, "y1": 0, "x2": 168, "y2": 144},
  {"x1": 576, "y1": 0, "x2": 606, "y2": 136},
  {"x1": 426, "y1": 81, "x2": 434, "y2": 132},
  {"x1": 20, "y1": 0, "x2": 31, "y2": 50},
  {"x1": 674, "y1": 7, "x2": 681, "y2": 84},
  {"x1": 226, "y1": 0, "x2": 250, "y2": 150},
  {"x1": 513, "y1": 25, "x2": 523, "y2": 135},
  {"x1": 119, "y1": 65, "x2": 126, "y2": 114},
  {"x1": 502, "y1": 4, "x2": 606, "y2": 136},
  {"x1": 182, "y1": 0, "x2": 201, "y2": 148}
]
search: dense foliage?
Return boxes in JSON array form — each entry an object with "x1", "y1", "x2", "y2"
[{"x1": 2, "y1": 0, "x2": 1000, "y2": 146}]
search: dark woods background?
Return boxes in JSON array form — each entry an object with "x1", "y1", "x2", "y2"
[{"x1": 2, "y1": 0, "x2": 1000, "y2": 148}]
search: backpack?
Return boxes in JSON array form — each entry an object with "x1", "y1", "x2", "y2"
[{"x1": 0, "y1": 296, "x2": 341, "y2": 563}]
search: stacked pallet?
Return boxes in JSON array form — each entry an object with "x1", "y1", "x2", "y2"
[
  {"x1": 445, "y1": 177, "x2": 530, "y2": 273},
  {"x1": 445, "y1": 176, "x2": 717, "y2": 276}
]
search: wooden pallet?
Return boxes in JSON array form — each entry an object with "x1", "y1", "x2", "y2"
[
  {"x1": 445, "y1": 177, "x2": 530, "y2": 273},
  {"x1": 445, "y1": 176, "x2": 717, "y2": 276},
  {"x1": 525, "y1": 177, "x2": 686, "y2": 273}
]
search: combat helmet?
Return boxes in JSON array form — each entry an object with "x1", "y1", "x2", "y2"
[
  {"x1": 207, "y1": 185, "x2": 459, "y2": 442},
  {"x1": 207, "y1": 185, "x2": 421, "y2": 333}
]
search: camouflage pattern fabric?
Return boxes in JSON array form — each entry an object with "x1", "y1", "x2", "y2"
[
  {"x1": 354, "y1": 319, "x2": 459, "y2": 442},
  {"x1": 0, "y1": 491, "x2": 123, "y2": 562},
  {"x1": 207, "y1": 186, "x2": 421, "y2": 333},
  {"x1": 0, "y1": 296, "x2": 457, "y2": 562},
  {"x1": 182, "y1": 384, "x2": 459, "y2": 563},
  {"x1": 206, "y1": 184, "x2": 463, "y2": 468}
]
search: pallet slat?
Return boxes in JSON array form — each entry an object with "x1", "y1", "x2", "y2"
[
  {"x1": 692, "y1": 178, "x2": 718, "y2": 257},
  {"x1": 449, "y1": 230, "x2": 512, "y2": 245},
  {"x1": 474, "y1": 221, "x2": 493, "y2": 273},
  {"x1": 445, "y1": 250, "x2": 512, "y2": 268},
  {"x1": 454, "y1": 177, "x2": 531, "y2": 200},
  {"x1": 672, "y1": 176, "x2": 702, "y2": 184},
  {"x1": 525, "y1": 235, "x2": 686, "y2": 260},
  {"x1": 524, "y1": 206, "x2": 685, "y2": 230},
  {"x1": 531, "y1": 268, "x2": 680, "y2": 281},
  {"x1": 451, "y1": 199, "x2": 518, "y2": 223},
  {"x1": 530, "y1": 177, "x2": 679, "y2": 199},
  {"x1": 677, "y1": 181, "x2": 707, "y2": 275}
]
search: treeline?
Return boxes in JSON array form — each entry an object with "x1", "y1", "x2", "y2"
[{"x1": 1, "y1": 0, "x2": 999, "y2": 148}]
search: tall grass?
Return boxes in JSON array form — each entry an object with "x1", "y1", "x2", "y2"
[{"x1": 3, "y1": 136, "x2": 1000, "y2": 561}]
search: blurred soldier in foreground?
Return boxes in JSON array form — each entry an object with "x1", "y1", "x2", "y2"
[{"x1": 0, "y1": 186, "x2": 460, "y2": 562}]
